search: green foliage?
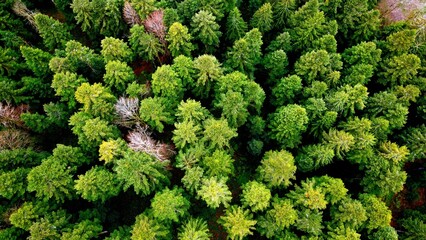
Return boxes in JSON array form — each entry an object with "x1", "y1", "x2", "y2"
[
  {"x1": 27, "y1": 159, "x2": 75, "y2": 202},
  {"x1": 296, "y1": 144, "x2": 335, "y2": 172},
  {"x1": 322, "y1": 129, "x2": 355, "y2": 159},
  {"x1": 289, "y1": 0, "x2": 338, "y2": 51},
  {"x1": 173, "y1": 121, "x2": 201, "y2": 149},
  {"x1": 267, "y1": 32, "x2": 292, "y2": 53},
  {"x1": 99, "y1": 138, "x2": 127, "y2": 164},
  {"x1": 214, "y1": 90, "x2": 249, "y2": 128},
  {"x1": 178, "y1": 218, "x2": 211, "y2": 240},
  {"x1": 191, "y1": 10, "x2": 222, "y2": 52},
  {"x1": 295, "y1": 209, "x2": 323, "y2": 235},
  {"x1": 287, "y1": 179, "x2": 327, "y2": 210},
  {"x1": 257, "y1": 150, "x2": 296, "y2": 188},
  {"x1": 402, "y1": 125, "x2": 426, "y2": 161},
  {"x1": 100, "y1": 0, "x2": 126, "y2": 37},
  {"x1": 0, "y1": 167, "x2": 29, "y2": 199},
  {"x1": 34, "y1": 13, "x2": 71, "y2": 50},
  {"x1": 295, "y1": 49, "x2": 341, "y2": 85},
  {"x1": 104, "y1": 60, "x2": 135, "y2": 92},
  {"x1": 266, "y1": 197, "x2": 297, "y2": 230},
  {"x1": 368, "y1": 91, "x2": 409, "y2": 129},
  {"x1": 3, "y1": 1, "x2": 426, "y2": 238},
  {"x1": 151, "y1": 187, "x2": 190, "y2": 223},
  {"x1": 400, "y1": 217, "x2": 426, "y2": 240},
  {"x1": 241, "y1": 181, "x2": 271, "y2": 212},
  {"x1": 325, "y1": 84, "x2": 368, "y2": 117},
  {"x1": 386, "y1": 29, "x2": 417, "y2": 55},
  {"x1": 369, "y1": 226, "x2": 398, "y2": 240},
  {"x1": 263, "y1": 50, "x2": 289, "y2": 80},
  {"x1": 172, "y1": 55, "x2": 196, "y2": 88},
  {"x1": 50, "y1": 144, "x2": 90, "y2": 167},
  {"x1": 181, "y1": 166, "x2": 204, "y2": 193},
  {"x1": 327, "y1": 226, "x2": 360, "y2": 240},
  {"x1": 20, "y1": 46, "x2": 52, "y2": 77},
  {"x1": 225, "y1": 28, "x2": 262, "y2": 77},
  {"x1": 317, "y1": 176, "x2": 348, "y2": 205},
  {"x1": 61, "y1": 219, "x2": 102, "y2": 240},
  {"x1": 151, "y1": 65, "x2": 184, "y2": 103},
  {"x1": 64, "y1": 40, "x2": 104, "y2": 74},
  {"x1": 129, "y1": 25, "x2": 165, "y2": 62},
  {"x1": 331, "y1": 198, "x2": 367, "y2": 228},
  {"x1": 74, "y1": 166, "x2": 121, "y2": 203},
  {"x1": 271, "y1": 75, "x2": 302, "y2": 106},
  {"x1": 101, "y1": 37, "x2": 133, "y2": 63},
  {"x1": 139, "y1": 97, "x2": 174, "y2": 133},
  {"x1": 0, "y1": 148, "x2": 48, "y2": 170},
  {"x1": 197, "y1": 176, "x2": 232, "y2": 208},
  {"x1": 193, "y1": 54, "x2": 223, "y2": 98},
  {"x1": 131, "y1": 214, "x2": 169, "y2": 240},
  {"x1": 268, "y1": 104, "x2": 309, "y2": 148},
  {"x1": 379, "y1": 53, "x2": 421, "y2": 86},
  {"x1": 75, "y1": 83, "x2": 116, "y2": 120},
  {"x1": 250, "y1": 3, "x2": 273, "y2": 33},
  {"x1": 226, "y1": 7, "x2": 247, "y2": 42},
  {"x1": 273, "y1": 0, "x2": 296, "y2": 28},
  {"x1": 81, "y1": 117, "x2": 120, "y2": 147},
  {"x1": 202, "y1": 118, "x2": 237, "y2": 149},
  {"x1": 115, "y1": 151, "x2": 170, "y2": 196},
  {"x1": 52, "y1": 72, "x2": 87, "y2": 109},
  {"x1": 219, "y1": 206, "x2": 256, "y2": 240},
  {"x1": 166, "y1": 22, "x2": 194, "y2": 57},
  {"x1": 360, "y1": 194, "x2": 392, "y2": 231},
  {"x1": 338, "y1": 0, "x2": 381, "y2": 43},
  {"x1": 202, "y1": 149, "x2": 234, "y2": 178}
]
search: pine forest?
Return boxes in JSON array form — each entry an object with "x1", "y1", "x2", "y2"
[{"x1": 0, "y1": 0, "x2": 426, "y2": 239}]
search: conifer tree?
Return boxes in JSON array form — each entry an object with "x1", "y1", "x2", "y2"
[{"x1": 34, "y1": 13, "x2": 71, "y2": 50}]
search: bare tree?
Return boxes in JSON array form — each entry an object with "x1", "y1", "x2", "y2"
[
  {"x1": 127, "y1": 125, "x2": 175, "y2": 162},
  {"x1": 0, "y1": 103, "x2": 28, "y2": 128},
  {"x1": 114, "y1": 97, "x2": 141, "y2": 127}
]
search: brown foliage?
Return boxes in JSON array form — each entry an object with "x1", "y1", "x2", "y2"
[
  {"x1": 0, "y1": 103, "x2": 28, "y2": 128},
  {"x1": 0, "y1": 129, "x2": 33, "y2": 150},
  {"x1": 143, "y1": 9, "x2": 166, "y2": 44},
  {"x1": 123, "y1": 1, "x2": 142, "y2": 26}
]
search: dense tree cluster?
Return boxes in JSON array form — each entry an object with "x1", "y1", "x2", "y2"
[{"x1": 0, "y1": 0, "x2": 425, "y2": 239}]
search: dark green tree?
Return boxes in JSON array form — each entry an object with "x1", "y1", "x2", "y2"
[
  {"x1": 129, "y1": 25, "x2": 165, "y2": 62},
  {"x1": 191, "y1": 10, "x2": 222, "y2": 53},
  {"x1": 34, "y1": 13, "x2": 71, "y2": 50},
  {"x1": 250, "y1": 3, "x2": 273, "y2": 33},
  {"x1": 27, "y1": 159, "x2": 75, "y2": 202},
  {"x1": 114, "y1": 151, "x2": 170, "y2": 196},
  {"x1": 268, "y1": 104, "x2": 309, "y2": 148},
  {"x1": 226, "y1": 7, "x2": 247, "y2": 42},
  {"x1": 20, "y1": 46, "x2": 52, "y2": 77}
]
